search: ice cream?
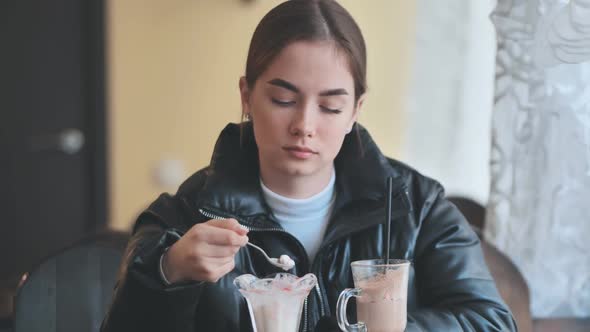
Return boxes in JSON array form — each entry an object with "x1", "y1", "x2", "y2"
[
  {"x1": 234, "y1": 273, "x2": 317, "y2": 332},
  {"x1": 278, "y1": 254, "x2": 295, "y2": 270}
]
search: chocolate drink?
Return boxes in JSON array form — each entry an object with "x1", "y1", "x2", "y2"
[{"x1": 356, "y1": 269, "x2": 407, "y2": 332}]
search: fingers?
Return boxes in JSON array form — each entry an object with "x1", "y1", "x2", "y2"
[
  {"x1": 192, "y1": 256, "x2": 236, "y2": 283},
  {"x1": 209, "y1": 258, "x2": 236, "y2": 282},
  {"x1": 198, "y1": 255, "x2": 235, "y2": 267},
  {"x1": 208, "y1": 218, "x2": 249, "y2": 236},
  {"x1": 193, "y1": 221, "x2": 249, "y2": 247},
  {"x1": 218, "y1": 258, "x2": 236, "y2": 277},
  {"x1": 198, "y1": 243, "x2": 242, "y2": 258},
  {"x1": 175, "y1": 218, "x2": 248, "y2": 283}
]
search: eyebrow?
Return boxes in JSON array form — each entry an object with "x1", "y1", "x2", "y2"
[{"x1": 267, "y1": 78, "x2": 349, "y2": 97}]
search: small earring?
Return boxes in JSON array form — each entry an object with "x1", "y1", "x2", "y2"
[
  {"x1": 346, "y1": 127, "x2": 352, "y2": 134},
  {"x1": 245, "y1": 113, "x2": 251, "y2": 121}
]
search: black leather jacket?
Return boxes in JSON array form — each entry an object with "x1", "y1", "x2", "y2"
[{"x1": 102, "y1": 123, "x2": 516, "y2": 332}]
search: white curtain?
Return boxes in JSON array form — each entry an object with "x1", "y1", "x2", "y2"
[
  {"x1": 404, "y1": 0, "x2": 496, "y2": 204},
  {"x1": 485, "y1": 0, "x2": 590, "y2": 318}
]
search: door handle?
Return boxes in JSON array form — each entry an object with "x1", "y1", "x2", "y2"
[{"x1": 29, "y1": 128, "x2": 85, "y2": 154}]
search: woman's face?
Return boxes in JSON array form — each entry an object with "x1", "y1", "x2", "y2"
[{"x1": 240, "y1": 41, "x2": 363, "y2": 181}]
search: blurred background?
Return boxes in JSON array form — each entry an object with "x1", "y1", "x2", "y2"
[{"x1": 1, "y1": 0, "x2": 588, "y2": 331}]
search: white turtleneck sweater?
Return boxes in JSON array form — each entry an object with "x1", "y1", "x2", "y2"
[{"x1": 260, "y1": 172, "x2": 336, "y2": 262}]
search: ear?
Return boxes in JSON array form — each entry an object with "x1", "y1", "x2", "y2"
[
  {"x1": 348, "y1": 93, "x2": 365, "y2": 131},
  {"x1": 239, "y1": 76, "x2": 251, "y2": 118}
]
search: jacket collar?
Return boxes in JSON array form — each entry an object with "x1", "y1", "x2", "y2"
[{"x1": 195, "y1": 122, "x2": 408, "y2": 226}]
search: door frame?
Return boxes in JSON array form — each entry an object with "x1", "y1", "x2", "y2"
[{"x1": 84, "y1": 0, "x2": 108, "y2": 230}]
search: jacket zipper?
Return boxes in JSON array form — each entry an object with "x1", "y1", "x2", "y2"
[
  {"x1": 198, "y1": 208, "x2": 324, "y2": 332},
  {"x1": 198, "y1": 208, "x2": 281, "y2": 232},
  {"x1": 303, "y1": 298, "x2": 309, "y2": 332},
  {"x1": 315, "y1": 283, "x2": 325, "y2": 317}
]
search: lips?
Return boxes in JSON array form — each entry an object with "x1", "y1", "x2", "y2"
[
  {"x1": 283, "y1": 145, "x2": 317, "y2": 159},
  {"x1": 284, "y1": 146, "x2": 316, "y2": 153}
]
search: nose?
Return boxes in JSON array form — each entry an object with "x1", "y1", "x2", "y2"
[{"x1": 289, "y1": 105, "x2": 316, "y2": 138}]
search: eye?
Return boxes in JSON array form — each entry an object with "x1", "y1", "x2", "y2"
[
  {"x1": 271, "y1": 98, "x2": 295, "y2": 107},
  {"x1": 320, "y1": 106, "x2": 342, "y2": 114}
]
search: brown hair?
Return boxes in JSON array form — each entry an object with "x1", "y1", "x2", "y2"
[{"x1": 245, "y1": 0, "x2": 367, "y2": 102}]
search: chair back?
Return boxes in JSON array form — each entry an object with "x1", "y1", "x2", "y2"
[
  {"x1": 448, "y1": 196, "x2": 533, "y2": 332},
  {"x1": 14, "y1": 231, "x2": 128, "y2": 332}
]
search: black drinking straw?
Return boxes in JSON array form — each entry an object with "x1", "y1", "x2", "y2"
[{"x1": 385, "y1": 176, "x2": 393, "y2": 264}]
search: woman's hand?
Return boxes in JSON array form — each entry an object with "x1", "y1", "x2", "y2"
[{"x1": 162, "y1": 219, "x2": 249, "y2": 283}]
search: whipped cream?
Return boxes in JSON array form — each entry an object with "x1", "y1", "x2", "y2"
[{"x1": 279, "y1": 255, "x2": 295, "y2": 270}]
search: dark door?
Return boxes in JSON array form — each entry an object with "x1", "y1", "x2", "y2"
[{"x1": 0, "y1": 0, "x2": 107, "y2": 305}]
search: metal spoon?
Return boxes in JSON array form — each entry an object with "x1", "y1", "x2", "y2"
[{"x1": 246, "y1": 242, "x2": 295, "y2": 271}]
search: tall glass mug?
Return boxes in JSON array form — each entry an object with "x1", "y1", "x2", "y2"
[{"x1": 336, "y1": 259, "x2": 410, "y2": 332}]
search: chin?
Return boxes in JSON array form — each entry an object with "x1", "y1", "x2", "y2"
[{"x1": 277, "y1": 163, "x2": 318, "y2": 177}]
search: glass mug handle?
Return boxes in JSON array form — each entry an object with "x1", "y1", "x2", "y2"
[{"x1": 336, "y1": 288, "x2": 367, "y2": 332}]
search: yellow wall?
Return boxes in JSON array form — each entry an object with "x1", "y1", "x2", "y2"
[{"x1": 107, "y1": 0, "x2": 415, "y2": 230}]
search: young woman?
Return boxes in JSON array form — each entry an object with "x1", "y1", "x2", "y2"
[{"x1": 102, "y1": 1, "x2": 516, "y2": 331}]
